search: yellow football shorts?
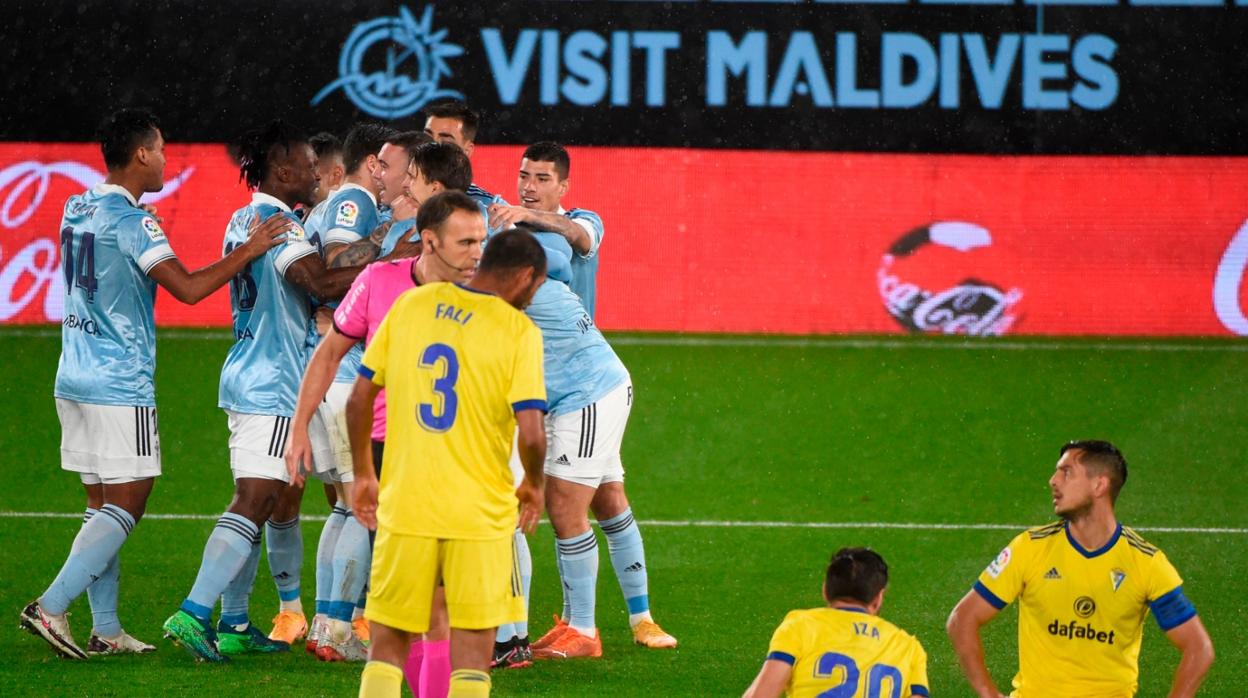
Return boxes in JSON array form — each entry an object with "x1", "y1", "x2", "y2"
[{"x1": 365, "y1": 528, "x2": 525, "y2": 633}]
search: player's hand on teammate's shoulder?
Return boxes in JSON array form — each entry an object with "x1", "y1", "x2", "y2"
[
  {"x1": 488, "y1": 203, "x2": 532, "y2": 229},
  {"x1": 353, "y1": 475, "x2": 380, "y2": 531},
  {"x1": 515, "y1": 477, "x2": 544, "y2": 535},
  {"x1": 239, "y1": 213, "x2": 295, "y2": 258},
  {"x1": 140, "y1": 203, "x2": 162, "y2": 223}
]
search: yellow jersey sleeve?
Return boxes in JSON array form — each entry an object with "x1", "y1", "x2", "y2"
[
  {"x1": 975, "y1": 531, "x2": 1034, "y2": 609},
  {"x1": 359, "y1": 300, "x2": 395, "y2": 387},
  {"x1": 508, "y1": 319, "x2": 547, "y2": 412},
  {"x1": 907, "y1": 638, "x2": 930, "y2": 695},
  {"x1": 1145, "y1": 550, "x2": 1197, "y2": 631},
  {"x1": 765, "y1": 610, "x2": 809, "y2": 667}
]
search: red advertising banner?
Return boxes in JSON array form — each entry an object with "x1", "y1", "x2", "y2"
[{"x1": 3, "y1": 143, "x2": 1247, "y2": 336}]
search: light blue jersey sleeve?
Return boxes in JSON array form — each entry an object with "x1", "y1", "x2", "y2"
[
  {"x1": 531, "y1": 231, "x2": 574, "y2": 285},
  {"x1": 321, "y1": 188, "x2": 381, "y2": 246},
  {"x1": 379, "y1": 218, "x2": 419, "y2": 258},
  {"x1": 567, "y1": 208, "x2": 604, "y2": 318},
  {"x1": 524, "y1": 279, "x2": 628, "y2": 416}
]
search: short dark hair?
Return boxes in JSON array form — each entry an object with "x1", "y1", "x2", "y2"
[
  {"x1": 343, "y1": 123, "x2": 398, "y2": 173},
  {"x1": 236, "y1": 120, "x2": 308, "y2": 190},
  {"x1": 1060, "y1": 440, "x2": 1129, "y2": 502},
  {"x1": 425, "y1": 100, "x2": 479, "y2": 141},
  {"x1": 98, "y1": 108, "x2": 161, "y2": 171},
  {"x1": 310, "y1": 132, "x2": 343, "y2": 161},
  {"x1": 388, "y1": 130, "x2": 433, "y2": 162},
  {"x1": 412, "y1": 141, "x2": 472, "y2": 192},
  {"x1": 824, "y1": 547, "x2": 889, "y2": 606},
  {"x1": 416, "y1": 190, "x2": 482, "y2": 238},
  {"x1": 522, "y1": 141, "x2": 570, "y2": 180},
  {"x1": 479, "y1": 228, "x2": 547, "y2": 279}
]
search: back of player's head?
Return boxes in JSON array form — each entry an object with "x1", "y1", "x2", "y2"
[
  {"x1": 1060, "y1": 440, "x2": 1128, "y2": 502},
  {"x1": 310, "y1": 132, "x2": 343, "y2": 161},
  {"x1": 478, "y1": 228, "x2": 547, "y2": 279},
  {"x1": 98, "y1": 108, "x2": 162, "y2": 171},
  {"x1": 412, "y1": 141, "x2": 472, "y2": 192},
  {"x1": 236, "y1": 120, "x2": 309, "y2": 190},
  {"x1": 388, "y1": 130, "x2": 433, "y2": 162},
  {"x1": 425, "y1": 100, "x2": 479, "y2": 141},
  {"x1": 522, "y1": 141, "x2": 570, "y2": 180},
  {"x1": 416, "y1": 190, "x2": 481, "y2": 238},
  {"x1": 343, "y1": 123, "x2": 398, "y2": 173},
  {"x1": 824, "y1": 547, "x2": 888, "y2": 607}
]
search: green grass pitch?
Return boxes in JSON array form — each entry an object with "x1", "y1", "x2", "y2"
[{"x1": 0, "y1": 328, "x2": 1243, "y2": 696}]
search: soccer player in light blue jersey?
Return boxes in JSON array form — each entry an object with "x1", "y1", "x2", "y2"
[
  {"x1": 515, "y1": 253, "x2": 676, "y2": 660},
  {"x1": 161, "y1": 121, "x2": 363, "y2": 663},
  {"x1": 369, "y1": 130, "x2": 428, "y2": 259},
  {"x1": 423, "y1": 100, "x2": 509, "y2": 210},
  {"x1": 259, "y1": 123, "x2": 394, "y2": 653},
  {"x1": 488, "y1": 142, "x2": 606, "y2": 318},
  {"x1": 19, "y1": 109, "x2": 290, "y2": 660},
  {"x1": 310, "y1": 132, "x2": 346, "y2": 209}
]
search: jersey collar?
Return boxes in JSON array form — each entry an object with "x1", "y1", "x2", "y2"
[
  {"x1": 339, "y1": 181, "x2": 378, "y2": 206},
  {"x1": 455, "y1": 282, "x2": 496, "y2": 296},
  {"x1": 251, "y1": 191, "x2": 292, "y2": 212},
  {"x1": 1065, "y1": 521, "x2": 1123, "y2": 559},
  {"x1": 94, "y1": 183, "x2": 138, "y2": 206}
]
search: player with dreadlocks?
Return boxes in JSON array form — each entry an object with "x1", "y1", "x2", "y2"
[
  {"x1": 18, "y1": 108, "x2": 292, "y2": 660},
  {"x1": 162, "y1": 120, "x2": 364, "y2": 663}
]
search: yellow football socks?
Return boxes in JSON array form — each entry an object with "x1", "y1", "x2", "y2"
[
  {"x1": 448, "y1": 668, "x2": 491, "y2": 697},
  {"x1": 359, "y1": 660, "x2": 404, "y2": 698}
]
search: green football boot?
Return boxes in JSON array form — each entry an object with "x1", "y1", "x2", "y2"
[
  {"x1": 162, "y1": 610, "x2": 228, "y2": 663},
  {"x1": 215, "y1": 621, "x2": 290, "y2": 655}
]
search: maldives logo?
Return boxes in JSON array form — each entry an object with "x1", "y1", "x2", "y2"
[
  {"x1": 877, "y1": 221, "x2": 1023, "y2": 336},
  {"x1": 312, "y1": 5, "x2": 465, "y2": 120}
]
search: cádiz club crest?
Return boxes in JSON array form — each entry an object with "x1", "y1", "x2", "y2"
[{"x1": 312, "y1": 5, "x2": 464, "y2": 119}]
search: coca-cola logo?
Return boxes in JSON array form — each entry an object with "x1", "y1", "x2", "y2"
[
  {"x1": 1213, "y1": 218, "x2": 1248, "y2": 336},
  {"x1": 0, "y1": 160, "x2": 194, "y2": 322},
  {"x1": 877, "y1": 221, "x2": 1023, "y2": 336}
]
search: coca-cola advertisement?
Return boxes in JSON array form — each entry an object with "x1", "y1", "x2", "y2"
[{"x1": 3, "y1": 143, "x2": 1247, "y2": 336}]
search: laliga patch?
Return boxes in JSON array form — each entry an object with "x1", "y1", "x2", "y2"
[
  {"x1": 985, "y1": 547, "x2": 1012, "y2": 579},
  {"x1": 287, "y1": 221, "x2": 306, "y2": 241},
  {"x1": 335, "y1": 200, "x2": 359, "y2": 227},
  {"x1": 141, "y1": 216, "x2": 166, "y2": 241}
]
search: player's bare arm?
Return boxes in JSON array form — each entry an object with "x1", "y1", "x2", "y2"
[
  {"x1": 947, "y1": 589, "x2": 1008, "y2": 698},
  {"x1": 284, "y1": 254, "x2": 361, "y2": 302},
  {"x1": 346, "y1": 375, "x2": 382, "y2": 530},
  {"x1": 283, "y1": 329, "x2": 358, "y2": 485},
  {"x1": 489, "y1": 203, "x2": 591, "y2": 254},
  {"x1": 1165, "y1": 615, "x2": 1214, "y2": 698},
  {"x1": 742, "y1": 659, "x2": 792, "y2": 698},
  {"x1": 328, "y1": 237, "x2": 383, "y2": 269},
  {"x1": 148, "y1": 214, "x2": 290, "y2": 304},
  {"x1": 514, "y1": 408, "x2": 546, "y2": 534}
]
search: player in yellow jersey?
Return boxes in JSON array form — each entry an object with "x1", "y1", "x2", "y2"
[
  {"x1": 743, "y1": 547, "x2": 930, "y2": 698},
  {"x1": 346, "y1": 200, "x2": 550, "y2": 698},
  {"x1": 947, "y1": 440, "x2": 1215, "y2": 698}
]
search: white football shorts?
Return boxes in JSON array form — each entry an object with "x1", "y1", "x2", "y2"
[
  {"x1": 543, "y1": 381, "x2": 632, "y2": 488},
  {"x1": 57, "y1": 398, "x2": 161, "y2": 484},
  {"x1": 309, "y1": 381, "x2": 354, "y2": 484},
  {"x1": 226, "y1": 410, "x2": 294, "y2": 483}
]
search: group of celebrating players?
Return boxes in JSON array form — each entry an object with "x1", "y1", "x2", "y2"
[{"x1": 20, "y1": 99, "x2": 1216, "y2": 697}]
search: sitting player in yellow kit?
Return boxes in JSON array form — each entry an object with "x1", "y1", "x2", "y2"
[{"x1": 743, "y1": 547, "x2": 929, "y2": 698}]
